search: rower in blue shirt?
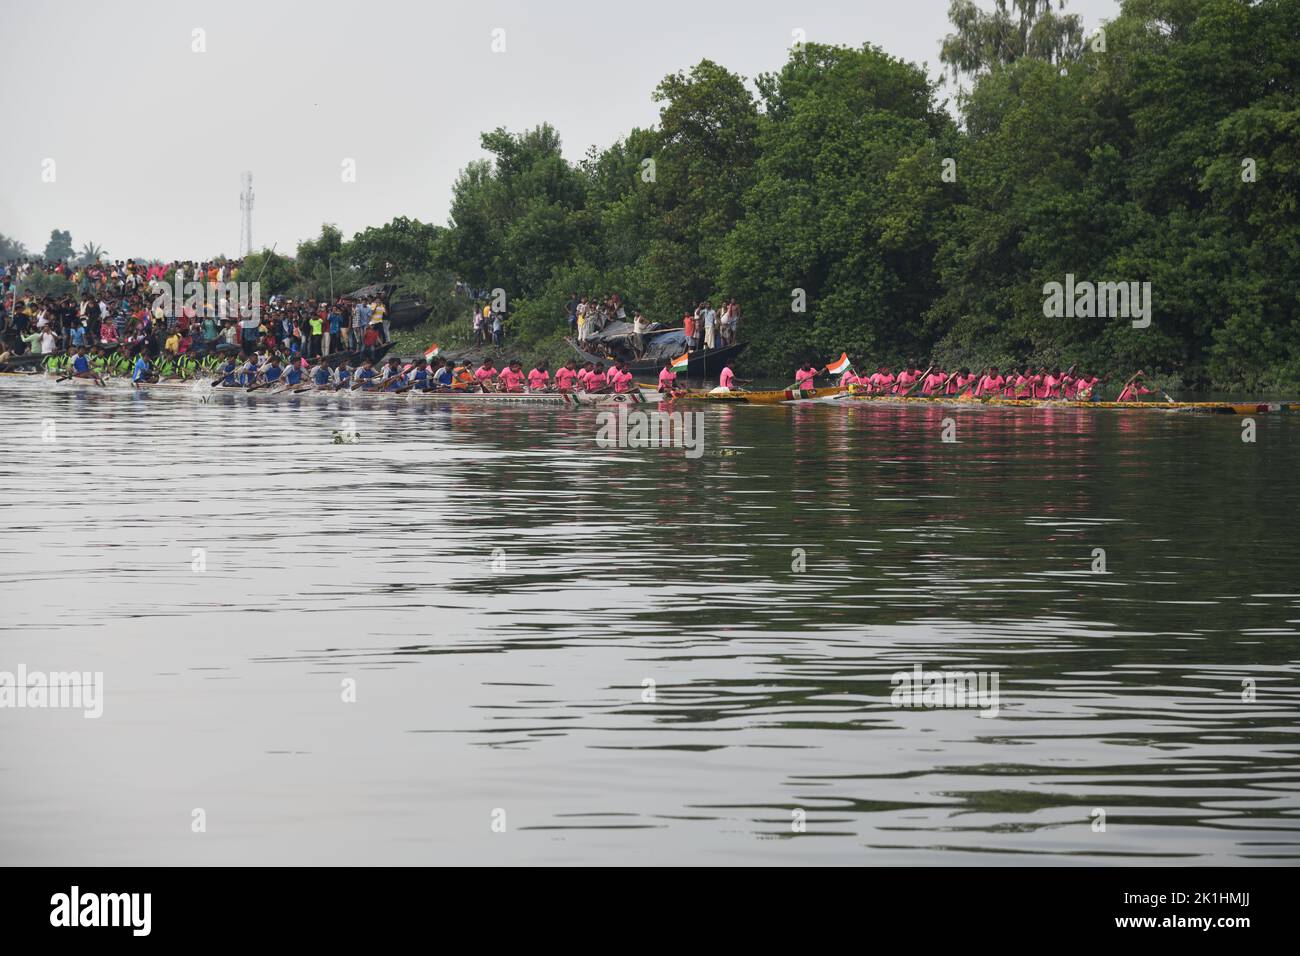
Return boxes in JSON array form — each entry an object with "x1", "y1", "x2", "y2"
[
  {"x1": 397, "y1": 357, "x2": 429, "y2": 393},
  {"x1": 353, "y1": 359, "x2": 377, "y2": 390},
  {"x1": 334, "y1": 362, "x2": 353, "y2": 390},
  {"x1": 218, "y1": 357, "x2": 238, "y2": 387},
  {"x1": 284, "y1": 361, "x2": 303, "y2": 387},
  {"x1": 311, "y1": 359, "x2": 333, "y2": 388},
  {"x1": 67, "y1": 346, "x2": 106, "y2": 386},
  {"x1": 433, "y1": 360, "x2": 455, "y2": 391},
  {"x1": 131, "y1": 354, "x2": 155, "y2": 387},
  {"x1": 380, "y1": 357, "x2": 406, "y2": 391}
]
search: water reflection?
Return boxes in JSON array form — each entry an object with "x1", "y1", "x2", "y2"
[{"x1": 1, "y1": 378, "x2": 1297, "y2": 864}]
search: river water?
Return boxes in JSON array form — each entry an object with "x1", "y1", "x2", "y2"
[{"x1": 2, "y1": 377, "x2": 1297, "y2": 865}]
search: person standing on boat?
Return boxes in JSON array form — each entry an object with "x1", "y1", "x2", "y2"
[
  {"x1": 630, "y1": 312, "x2": 647, "y2": 358},
  {"x1": 703, "y1": 302, "x2": 717, "y2": 351},
  {"x1": 794, "y1": 363, "x2": 817, "y2": 391}
]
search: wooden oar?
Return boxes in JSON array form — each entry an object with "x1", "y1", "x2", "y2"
[
  {"x1": 934, "y1": 368, "x2": 962, "y2": 397},
  {"x1": 902, "y1": 365, "x2": 934, "y2": 397},
  {"x1": 1114, "y1": 370, "x2": 1144, "y2": 402}
]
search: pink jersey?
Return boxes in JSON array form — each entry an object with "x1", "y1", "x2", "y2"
[
  {"x1": 894, "y1": 371, "x2": 917, "y2": 394},
  {"x1": 978, "y1": 375, "x2": 1005, "y2": 396},
  {"x1": 795, "y1": 368, "x2": 816, "y2": 389},
  {"x1": 475, "y1": 365, "x2": 498, "y2": 384},
  {"x1": 719, "y1": 367, "x2": 735, "y2": 389},
  {"x1": 1118, "y1": 382, "x2": 1152, "y2": 401},
  {"x1": 556, "y1": 368, "x2": 577, "y2": 391},
  {"x1": 658, "y1": 368, "x2": 677, "y2": 390},
  {"x1": 527, "y1": 368, "x2": 550, "y2": 390},
  {"x1": 1037, "y1": 375, "x2": 1059, "y2": 399},
  {"x1": 922, "y1": 373, "x2": 946, "y2": 395},
  {"x1": 498, "y1": 367, "x2": 525, "y2": 392},
  {"x1": 612, "y1": 369, "x2": 634, "y2": 393}
]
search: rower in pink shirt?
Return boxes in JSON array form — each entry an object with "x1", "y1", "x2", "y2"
[
  {"x1": 976, "y1": 368, "x2": 1005, "y2": 397},
  {"x1": 893, "y1": 367, "x2": 918, "y2": 394},
  {"x1": 498, "y1": 362, "x2": 526, "y2": 392},
  {"x1": 527, "y1": 363, "x2": 551, "y2": 391},
  {"x1": 794, "y1": 364, "x2": 817, "y2": 390},
  {"x1": 474, "y1": 360, "x2": 499, "y2": 388},
  {"x1": 922, "y1": 369, "x2": 947, "y2": 395},
  {"x1": 612, "y1": 364, "x2": 635, "y2": 393},
  {"x1": 658, "y1": 364, "x2": 677, "y2": 392},
  {"x1": 555, "y1": 362, "x2": 578, "y2": 391},
  {"x1": 719, "y1": 363, "x2": 736, "y2": 390},
  {"x1": 1118, "y1": 372, "x2": 1154, "y2": 402}
]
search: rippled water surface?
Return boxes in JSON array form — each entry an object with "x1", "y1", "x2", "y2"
[{"x1": 2, "y1": 377, "x2": 1298, "y2": 865}]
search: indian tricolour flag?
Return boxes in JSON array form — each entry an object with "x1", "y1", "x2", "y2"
[
  {"x1": 424, "y1": 343, "x2": 440, "y2": 360},
  {"x1": 826, "y1": 353, "x2": 852, "y2": 375},
  {"x1": 671, "y1": 353, "x2": 689, "y2": 373}
]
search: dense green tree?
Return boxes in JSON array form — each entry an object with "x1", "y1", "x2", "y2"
[
  {"x1": 43, "y1": 229, "x2": 73, "y2": 262},
  {"x1": 0, "y1": 233, "x2": 29, "y2": 260},
  {"x1": 940, "y1": 0, "x2": 1085, "y2": 81}
]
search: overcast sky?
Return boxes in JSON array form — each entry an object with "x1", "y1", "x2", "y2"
[{"x1": 0, "y1": 0, "x2": 1120, "y2": 261}]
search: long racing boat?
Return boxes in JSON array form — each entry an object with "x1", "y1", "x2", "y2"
[{"x1": 841, "y1": 390, "x2": 1300, "y2": 414}]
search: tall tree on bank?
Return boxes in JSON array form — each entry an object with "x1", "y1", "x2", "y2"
[
  {"x1": 43, "y1": 229, "x2": 74, "y2": 262},
  {"x1": 940, "y1": 0, "x2": 1085, "y2": 80}
]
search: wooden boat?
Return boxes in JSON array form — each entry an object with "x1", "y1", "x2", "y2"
[
  {"x1": 10, "y1": 372, "x2": 651, "y2": 407},
  {"x1": 843, "y1": 390, "x2": 1300, "y2": 414},
  {"x1": 678, "y1": 385, "x2": 849, "y2": 404}
]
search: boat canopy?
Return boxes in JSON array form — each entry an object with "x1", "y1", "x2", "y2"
[{"x1": 581, "y1": 320, "x2": 665, "y2": 344}]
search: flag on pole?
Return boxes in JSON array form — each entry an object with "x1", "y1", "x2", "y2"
[
  {"x1": 424, "y1": 343, "x2": 440, "y2": 360},
  {"x1": 826, "y1": 353, "x2": 852, "y2": 375},
  {"x1": 671, "y1": 353, "x2": 690, "y2": 373}
]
